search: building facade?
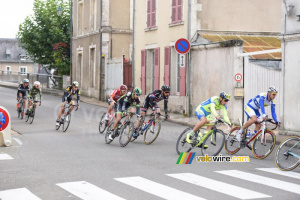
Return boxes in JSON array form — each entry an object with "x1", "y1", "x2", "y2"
[{"x1": 72, "y1": 0, "x2": 132, "y2": 99}]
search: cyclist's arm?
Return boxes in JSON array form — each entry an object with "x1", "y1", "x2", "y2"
[
  {"x1": 164, "y1": 98, "x2": 168, "y2": 115},
  {"x1": 39, "y1": 89, "x2": 42, "y2": 102},
  {"x1": 259, "y1": 96, "x2": 267, "y2": 117},
  {"x1": 149, "y1": 95, "x2": 155, "y2": 108},
  {"x1": 136, "y1": 104, "x2": 141, "y2": 115},
  {"x1": 222, "y1": 107, "x2": 231, "y2": 125},
  {"x1": 271, "y1": 104, "x2": 278, "y2": 123}
]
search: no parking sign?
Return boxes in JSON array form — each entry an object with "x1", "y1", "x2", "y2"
[{"x1": 0, "y1": 106, "x2": 11, "y2": 146}]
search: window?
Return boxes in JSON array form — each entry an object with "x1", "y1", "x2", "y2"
[
  {"x1": 6, "y1": 66, "x2": 11, "y2": 75},
  {"x1": 89, "y1": 47, "x2": 96, "y2": 87},
  {"x1": 78, "y1": 0, "x2": 83, "y2": 35},
  {"x1": 20, "y1": 66, "x2": 27, "y2": 75},
  {"x1": 147, "y1": 0, "x2": 156, "y2": 28},
  {"x1": 6, "y1": 54, "x2": 11, "y2": 59},
  {"x1": 90, "y1": 0, "x2": 96, "y2": 31},
  {"x1": 171, "y1": 0, "x2": 183, "y2": 23}
]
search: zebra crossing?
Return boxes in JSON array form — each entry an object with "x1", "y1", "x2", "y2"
[{"x1": 0, "y1": 168, "x2": 299, "y2": 200}]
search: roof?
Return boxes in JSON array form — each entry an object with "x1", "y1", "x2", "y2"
[
  {"x1": 199, "y1": 34, "x2": 281, "y2": 59},
  {"x1": 0, "y1": 38, "x2": 33, "y2": 63}
]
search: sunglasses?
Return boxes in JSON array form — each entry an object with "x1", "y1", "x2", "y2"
[
  {"x1": 165, "y1": 92, "x2": 170, "y2": 94},
  {"x1": 224, "y1": 99, "x2": 229, "y2": 102}
]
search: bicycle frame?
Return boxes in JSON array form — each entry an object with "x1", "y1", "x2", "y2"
[{"x1": 285, "y1": 141, "x2": 300, "y2": 160}]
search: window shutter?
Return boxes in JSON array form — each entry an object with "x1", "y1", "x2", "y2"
[
  {"x1": 154, "y1": 47, "x2": 160, "y2": 90},
  {"x1": 164, "y1": 47, "x2": 171, "y2": 86},
  {"x1": 171, "y1": 0, "x2": 176, "y2": 23},
  {"x1": 151, "y1": 0, "x2": 156, "y2": 27},
  {"x1": 177, "y1": 0, "x2": 182, "y2": 22},
  {"x1": 141, "y1": 50, "x2": 147, "y2": 94},
  {"x1": 147, "y1": 0, "x2": 151, "y2": 28}
]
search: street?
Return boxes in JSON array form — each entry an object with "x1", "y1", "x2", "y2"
[{"x1": 0, "y1": 86, "x2": 299, "y2": 200}]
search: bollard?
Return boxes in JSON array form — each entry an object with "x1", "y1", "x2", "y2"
[{"x1": 0, "y1": 106, "x2": 12, "y2": 147}]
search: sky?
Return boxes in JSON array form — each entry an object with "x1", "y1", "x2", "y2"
[{"x1": 0, "y1": 0, "x2": 35, "y2": 38}]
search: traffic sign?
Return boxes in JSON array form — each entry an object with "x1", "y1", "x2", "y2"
[
  {"x1": 179, "y1": 54, "x2": 185, "y2": 67},
  {"x1": 0, "y1": 107, "x2": 9, "y2": 131},
  {"x1": 175, "y1": 38, "x2": 190, "y2": 54},
  {"x1": 235, "y1": 73, "x2": 243, "y2": 82}
]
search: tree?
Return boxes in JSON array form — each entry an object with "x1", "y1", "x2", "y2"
[{"x1": 17, "y1": 0, "x2": 70, "y2": 76}]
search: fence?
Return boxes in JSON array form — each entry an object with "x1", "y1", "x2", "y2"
[{"x1": 0, "y1": 70, "x2": 64, "y2": 90}]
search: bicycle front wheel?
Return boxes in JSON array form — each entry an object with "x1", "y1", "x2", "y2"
[
  {"x1": 105, "y1": 123, "x2": 114, "y2": 144},
  {"x1": 62, "y1": 114, "x2": 71, "y2": 132},
  {"x1": 224, "y1": 127, "x2": 241, "y2": 155},
  {"x1": 275, "y1": 137, "x2": 300, "y2": 171},
  {"x1": 25, "y1": 111, "x2": 30, "y2": 122},
  {"x1": 99, "y1": 112, "x2": 107, "y2": 134},
  {"x1": 252, "y1": 130, "x2": 275, "y2": 159},
  {"x1": 202, "y1": 129, "x2": 225, "y2": 156},
  {"x1": 176, "y1": 128, "x2": 193, "y2": 155},
  {"x1": 144, "y1": 120, "x2": 161, "y2": 145},
  {"x1": 119, "y1": 122, "x2": 134, "y2": 147}
]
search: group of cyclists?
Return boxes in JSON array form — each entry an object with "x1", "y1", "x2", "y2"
[
  {"x1": 16, "y1": 78, "x2": 280, "y2": 149},
  {"x1": 17, "y1": 79, "x2": 42, "y2": 117}
]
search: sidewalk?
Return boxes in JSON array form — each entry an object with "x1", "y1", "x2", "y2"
[{"x1": 0, "y1": 81, "x2": 294, "y2": 143}]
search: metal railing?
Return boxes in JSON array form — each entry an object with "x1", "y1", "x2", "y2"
[{"x1": 0, "y1": 71, "x2": 63, "y2": 90}]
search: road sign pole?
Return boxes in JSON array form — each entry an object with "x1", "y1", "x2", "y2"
[{"x1": 0, "y1": 107, "x2": 12, "y2": 147}]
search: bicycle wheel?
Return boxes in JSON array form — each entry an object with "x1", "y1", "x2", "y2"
[
  {"x1": 105, "y1": 123, "x2": 114, "y2": 144},
  {"x1": 252, "y1": 130, "x2": 275, "y2": 159},
  {"x1": 18, "y1": 108, "x2": 21, "y2": 118},
  {"x1": 99, "y1": 112, "x2": 107, "y2": 134},
  {"x1": 62, "y1": 113, "x2": 71, "y2": 132},
  {"x1": 130, "y1": 120, "x2": 139, "y2": 142},
  {"x1": 20, "y1": 107, "x2": 24, "y2": 120},
  {"x1": 29, "y1": 109, "x2": 35, "y2": 124},
  {"x1": 144, "y1": 120, "x2": 161, "y2": 145},
  {"x1": 224, "y1": 127, "x2": 241, "y2": 155},
  {"x1": 202, "y1": 129, "x2": 225, "y2": 156},
  {"x1": 176, "y1": 128, "x2": 193, "y2": 155},
  {"x1": 275, "y1": 137, "x2": 300, "y2": 171},
  {"x1": 119, "y1": 122, "x2": 134, "y2": 147}
]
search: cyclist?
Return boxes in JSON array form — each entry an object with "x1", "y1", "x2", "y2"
[
  {"x1": 108, "y1": 87, "x2": 142, "y2": 141},
  {"x1": 104, "y1": 84, "x2": 128, "y2": 121},
  {"x1": 26, "y1": 81, "x2": 42, "y2": 115},
  {"x1": 56, "y1": 81, "x2": 80, "y2": 126},
  {"x1": 235, "y1": 86, "x2": 280, "y2": 141},
  {"x1": 132, "y1": 85, "x2": 170, "y2": 139},
  {"x1": 186, "y1": 92, "x2": 232, "y2": 147},
  {"x1": 17, "y1": 79, "x2": 30, "y2": 117}
]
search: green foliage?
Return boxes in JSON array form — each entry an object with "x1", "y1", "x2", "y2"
[{"x1": 17, "y1": 0, "x2": 71, "y2": 76}]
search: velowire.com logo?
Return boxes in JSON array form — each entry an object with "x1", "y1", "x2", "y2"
[{"x1": 177, "y1": 153, "x2": 250, "y2": 164}]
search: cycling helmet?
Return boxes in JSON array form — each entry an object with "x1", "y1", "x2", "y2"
[
  {"x1": 33, "y1": 81, "x2": 40, "y2": 86},
  {"x1": 72, "y1": 81, "x2": 79, "y2": 87},
  {"x1": 161, "y1": 85, "x2": 170, "y2": 92},
  {"x1": 120, "y1": 84, "x2": 128, "y2": 90},
  {"x1": 268, "y1": 86, "x2": 278, "y2": 93},
  {"x1": 133, "y1": 87, "x2": 142, "y2": 96},
  {"x1": 220, "y1": 91, "x2": 231, "y2": 101},
  {"x1": 23, "y1": 79, "x2": 29, "y2": 83}
]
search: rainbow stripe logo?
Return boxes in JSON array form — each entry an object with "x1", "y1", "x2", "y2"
[{"x1": 176, "y1": 152, "x2": 196, "y2": 164}]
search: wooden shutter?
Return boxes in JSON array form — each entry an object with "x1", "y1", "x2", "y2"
[
  {"x1": 154, "y1": 47, "x2": 160, "y2": 90},
  {"x1": 147, "y1": 0, "x2": 151, "y2": 28},
  {"x1": 177, "y1": 0, "x2": 182, "y2": 22},
  {"x1": 180, "y1": 55, "x2": 186, "y2": 96},
  {"x1": 171, "y1": 0, "x2": 176, "y2": 23},
  {"x1": 141, "y1": 50, "x2": 146, "y2": 94},
  {"x1": 151, "y1": 0, "x2": 156, "y2": 27},
  {"x1": 164, "y1": 46, "x2": 170, "y2": 86}
]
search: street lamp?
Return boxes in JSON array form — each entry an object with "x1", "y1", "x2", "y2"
[{"x1": 57, "y1": 6, "x2": 63, "y2": 16}]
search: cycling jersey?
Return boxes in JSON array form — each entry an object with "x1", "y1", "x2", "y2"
[
  {"x1": 17, "y1": 84, "x2": 30, "y2": 98},
  {"x1": 117, "y1": 92, "x2": 140, "y2": 114},
  {"x1": 62, "y1": 85, "x2": 80, "y2": 104},
  {"x1": 142, "y1": 90, "x2": 168, "y2": 114},
  {"x1": 110, "y1": 89, "x2": 123, "y2": 101},
  {"x1": 195, "y1": 96, "x2": 231, "y2": 125},
  {"x1": 246, "y1": 93, "x2": 278, "y2": 122},
  {"x1": 28, "y1": 87, "x2": 42, "y2": 101}
]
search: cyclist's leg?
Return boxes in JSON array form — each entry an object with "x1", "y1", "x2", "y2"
[
  {"x1": 69, "y1": 99, "x2": 75, "y2": 113},
  {"x1": 186, "y1": 109, "x2": 207, "y2": 143},
  {"x1": 57, "y1": 96, "x2": 66, "y2": 122},
  {"x1": 109, "y1": 112, "x2": 122, "y2": 140},
  {"x1": 236, "y1": 106, "x2": 258, "y2": 141},
  {"x1": 135, "y1": 100, "x2": 149, "y2": 129}
]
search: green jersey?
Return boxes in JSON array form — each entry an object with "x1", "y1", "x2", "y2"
[{"x1": 28, "y1": 87, "x2": 42, "y2": 101}]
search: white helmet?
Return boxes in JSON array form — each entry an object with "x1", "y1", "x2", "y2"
[
  {"x1": 34, "y1": 81, "x2": 40, "y2": 86},
  {"x1": 268, "y1": 86, "x2": 278, "y2": 93},
  {"x1": 72, "y1": 81, "x2": 79, "y2": 87},
  {"x1": 23, "y1": 79, "x2": 29, "y2": 83}
]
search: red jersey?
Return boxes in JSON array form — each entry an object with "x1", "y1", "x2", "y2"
[{"x1": 110, "y1": 89, "x2": 123, "y2": 101}]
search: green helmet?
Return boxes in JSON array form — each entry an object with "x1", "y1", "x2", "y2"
[
  {"x1": 220, "y1": 91, "x2": 231, "y2": 101},
  {"x1": 133, "y1": 87, "x2": 142, "y2": 96}
]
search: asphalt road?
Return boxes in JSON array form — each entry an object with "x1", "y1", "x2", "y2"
[{"x1": 0, "y1": 86, "x2": 299, "y2": 200}]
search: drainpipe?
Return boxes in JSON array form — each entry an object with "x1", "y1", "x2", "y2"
[
  {"x1": 132, "y1": 0, "x2": 136, "y2": 88},
  {"x1": 99, "y1": 0, "x2": 103, "y2": 100},
  {"x1": 187, "y1": 0, "x2": 192, "y2": 116}
]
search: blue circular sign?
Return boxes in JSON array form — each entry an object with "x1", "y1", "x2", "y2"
[
  {"x1": 175, "y1": 38, "x2": 191, "y2": 54},
  {"x1": 0, "y1": 108, "x2": 9, "y2": 131}
]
